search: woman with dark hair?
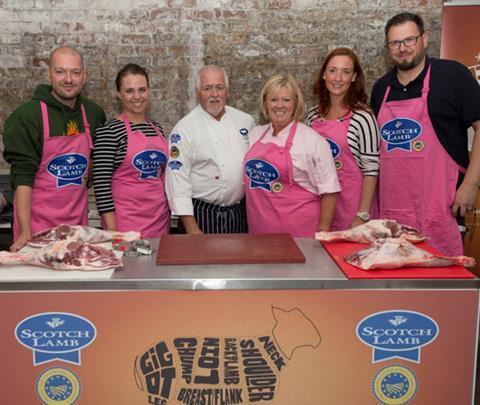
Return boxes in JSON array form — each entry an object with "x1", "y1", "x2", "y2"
[
  {"x1": 92, "y1": 63, "x2": 170, "y2": 237},
  {"x1": 306, "y1": 47, "x2": 380, "y2": 230}
]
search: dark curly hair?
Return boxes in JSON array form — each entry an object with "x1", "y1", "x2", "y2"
[{"x1": 312, "y1": 47, "x2": 369, "y2": 117}]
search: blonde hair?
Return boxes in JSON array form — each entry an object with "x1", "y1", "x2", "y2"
[{"x1": 259, "y1": 74, "x2": 305, "y2": 121}]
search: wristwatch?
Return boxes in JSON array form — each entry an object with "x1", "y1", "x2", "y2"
[{"x1": 356, "y1": 211, "x2": 370, "y2": 222}]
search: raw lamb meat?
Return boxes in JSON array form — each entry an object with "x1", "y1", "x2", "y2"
[
  {"x1": 344, "y1": 237, "x2": 476, "y2": 270},
  {"x1": 27, "y1": 224, "x2": 141, "y2": 247},
  {"x1": 0, "y1": 240, "x2": 122, "y2": 271},
  {"x1": 315, "y1": 219, "x2": 427, "y2": 244}
]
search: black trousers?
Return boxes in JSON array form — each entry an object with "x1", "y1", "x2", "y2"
[{"x1": 178, "y1": 198, "x2": 248, "y2": 234}]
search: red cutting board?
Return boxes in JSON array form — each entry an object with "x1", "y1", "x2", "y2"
[
  {"x1": 156, "y1": 233, "x2": 305, "y2": 265},
  {"x1": 322, "y1": 241, "x2": 475, "y2": 279}
]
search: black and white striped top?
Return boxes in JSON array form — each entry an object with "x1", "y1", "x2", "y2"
[
  {"x1": 305, "y1": 107, "x2": 380, "y2": 176},
  {"x1": 92, "y1": 117, "x2": 166, "y2": 214}
]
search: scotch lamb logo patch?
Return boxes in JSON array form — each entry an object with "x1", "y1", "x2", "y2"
[
  {"x1": 132, "y1": 149, "x2": 167, "y2": 179},
  {"x1": 356, "y1": 310, "x2": 439, "y2": 363},
  {"x1": 245, "y1": 159, "x2": 280, "y2": 192},
  {"x1": 47, "y1": 153, "x2": 88, "y2": 188},
  {"x1": 326, "y1": 138, "x2": 341, "y2": 160},
  {"x1": 15, "y1": 312, "x2": 96, "y2": 366},
  {"x1": 134, "y1": 306, "x2": 321, "y2": 404},
  {"x1": 380, "y1": 118, "x2": 423, "y2": 152}
]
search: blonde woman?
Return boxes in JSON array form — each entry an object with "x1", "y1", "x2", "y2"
[{"x1": 244, "y1": 74, "x2": 340, "y2": 237}]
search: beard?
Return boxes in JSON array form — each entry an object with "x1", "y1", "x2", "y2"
[
  {"x1": 395, "y1": 47, "x2": 427, "y2": 71},
  {"x1": 205, "y1": 99, "x2": 226, "y2": 119}
]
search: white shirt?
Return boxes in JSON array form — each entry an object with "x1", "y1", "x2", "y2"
[
  {"x1": 166, "y1": 105, "x2": 255, "y2": 216},
  {"x1": 248, "y1": 121, "x2": 341, "y2": 195}
]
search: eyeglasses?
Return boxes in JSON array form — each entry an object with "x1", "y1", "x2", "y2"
[{"x1": 386, "y1": 33, "x2": 424, "y2": 50}]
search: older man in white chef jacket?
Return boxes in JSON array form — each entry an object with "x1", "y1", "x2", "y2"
[{"x1": 165, "y1": 65, "x2": 255, "y2": 234}]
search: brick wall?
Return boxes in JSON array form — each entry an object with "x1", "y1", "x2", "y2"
[{"x1": 0, "y1": 0, "x2": 443, "y2": 171}]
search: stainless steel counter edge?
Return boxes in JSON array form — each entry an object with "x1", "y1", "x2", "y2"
[
  {"x1": 0, "y1": 279, "x2": 479, "y2": 291},
  {"x1": 1, "y1": 238, "x2": 478, "y2": 291}
]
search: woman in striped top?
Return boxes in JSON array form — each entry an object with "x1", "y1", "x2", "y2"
[
  {"x1": 92, "y1": 64, "x2": 170, "y2": 237},
  {"x1": 306, "y1": 47, "x2": 380, "y2": 230}
]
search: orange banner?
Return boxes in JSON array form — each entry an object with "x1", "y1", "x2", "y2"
[{"x1": 0, "y1": 289, "x2": 477, "y2": 404}]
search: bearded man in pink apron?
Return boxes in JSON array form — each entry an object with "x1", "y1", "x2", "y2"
[
  {"x1": 3, "y1": 46, "x2": 106, "y2": 252},
  {"x1": 371, "y1": 12, "x2": 480, "y2": 256}
]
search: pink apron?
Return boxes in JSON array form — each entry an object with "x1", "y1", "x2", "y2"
[
  {"x1": 378, "y1": 66, "x2": 463, "y2": 255},
  {"x1": 244, "y1": 121, "x2": 321, "y2": 237},
  {"x1": 13, "y1": 101, "x2": 92, "y2": 239},
  {"x1": 110, "y1": 114, "x2": 170, "y2": 237},
  {"x1": 311, "y1": 112, "x2": 363, "y2": 231}
]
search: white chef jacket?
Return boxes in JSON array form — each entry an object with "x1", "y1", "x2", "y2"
[
  {"x1": 166, "y1": 105, "x2": 255, "y2": 216},
  {"x1": 248, "y1": 121, "x2": 341, "y2": 196}
]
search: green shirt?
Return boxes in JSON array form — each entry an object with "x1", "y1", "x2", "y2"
[{"x1": 3, "y1": 84, "x2": 106, "y2": 190}]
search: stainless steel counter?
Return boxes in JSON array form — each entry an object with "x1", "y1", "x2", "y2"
[{"x1": 1, "y1": 238, "x2": 478, "y2": 290}]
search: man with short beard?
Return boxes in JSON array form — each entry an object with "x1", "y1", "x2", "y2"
[
  {"x1": 3, "y1": 46, "x2": 106, "y2": 251},
  {"x1": 166, "y1": 65, "x2": 254, "y2": 234},
  {"x1": 371, "y1": 12, "x2": 480, "y2": 256}
]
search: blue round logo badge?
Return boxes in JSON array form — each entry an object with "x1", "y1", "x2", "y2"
[
  {"x1": 245, "y1": 159, "x2": 280, "y2": 191},
  {"x1": 326, "y1": 138, "x2": 341, "y2": 159},
  {"x1": 239, "y1": 128, "x2": 249, "y2": 137},
  {"x1": 168, "y1": 160, "x2": 183, "y2": 171},
  {"x1": 170, "y1": 133, "x2": 181, "y2": 144},
  {"x1": 15, "y1": 312, "x2": 97, "y2": 365},
  {"x1": 372, "y1": 365, "x2": 418, "y2": 404},
  {"x1": 36, "y1": 367, "x2": 81, "y2": 404},
  {"x1": 132, "y1": 149, "x2": 167, "y2": 179},
  {"x1": 356, "y1": 310, "x2": 439, "y2": 363},
  {"x1": 380, "y1": 118, "x2": 423, "y2": 151},
  {"x1": 47, "y1": 153, "x2": 88, "y2": 188}
]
